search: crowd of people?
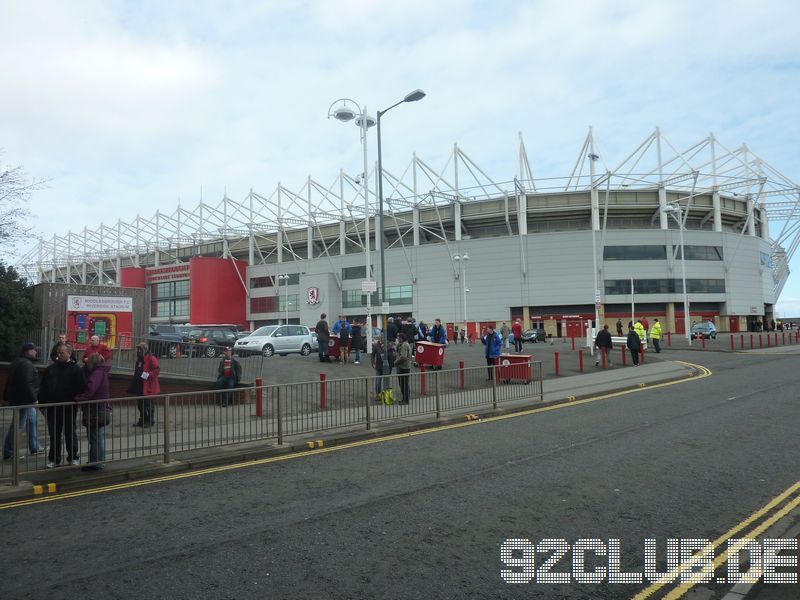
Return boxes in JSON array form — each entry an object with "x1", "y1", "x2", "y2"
[{"x1": 2, "y1": 335, "x2": 162, "y2": 471}]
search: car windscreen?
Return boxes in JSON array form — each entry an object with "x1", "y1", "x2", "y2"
[{"x1": 252, "y1": 326, "x2": 278, "y2": 336}]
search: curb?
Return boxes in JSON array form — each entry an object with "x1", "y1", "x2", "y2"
[{"x1": 0, "y1": 365, "x2": 700, "y2": 504}]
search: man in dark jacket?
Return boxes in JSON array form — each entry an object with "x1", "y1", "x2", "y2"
[
  {"x1": 594, "y1": 325, "x2": 613, "y2": 367},
  {"x1": 386, "y1": 317, "x2": 398, "y2": 344},
  {"x1": 3, "y1": 342, "x2": 42, "y2": 459},
  {"x1": 39, "y1": 343, "x2": 86, "y2": 467},
  {"x1": 216, "y1": 346, "x2": 242, "y2": 406},
  {"x1": 626, "y1": 325, "x2": 641, "y2": 366},
  {"x1": 316, "y1": 313, "x2": 331, "y2": 362},
  {"x1": 428, "y1": 318, "x2": 448, "y2": 370}
]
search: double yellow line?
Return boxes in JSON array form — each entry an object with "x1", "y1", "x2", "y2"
[
  {"x1": 635, "y1": 480, "x2": 800, "y2": 598},
  {"x1": 1, "y1": 361, "x2": 710, "y2": 510}
]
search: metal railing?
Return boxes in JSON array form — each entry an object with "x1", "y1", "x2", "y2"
[{"x1": 0, "y1": 362, "x2": 543, "y2": 484}]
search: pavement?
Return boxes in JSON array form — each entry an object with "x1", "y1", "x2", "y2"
[{"x1": 0, "y1": 357, "x2": 698, "y2": 502}]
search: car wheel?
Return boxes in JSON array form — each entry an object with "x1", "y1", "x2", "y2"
[
  {"x1": 300, "y1": 343, "x2": 311, "y2": 356},
  {"x1": 168, "y1": 344, "x2": 178, "y2": 359},
  {"x1": 262, "y1": 344, "x2": 274, "y2": 358},
  {"x1": 205, "y1": 345, "x2": 218, "y2": 358}
]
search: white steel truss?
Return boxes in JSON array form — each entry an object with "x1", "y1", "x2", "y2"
[{"x1": 17, "y1": 128, "x2": 799, "y2": 300}]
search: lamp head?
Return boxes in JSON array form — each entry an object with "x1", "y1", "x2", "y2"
[
  {"x1": 332, "y1": 107, "x2": 357, "y2": 122},
  {"x1": 588, "y1": 153, "x2": 600, "y2": 161},
  {"x1": 355, "y1": 114, "x2": 376, "y2": 129},
  {"x1": 404, "y1": 89, "x2": 426, "y2": 103}
]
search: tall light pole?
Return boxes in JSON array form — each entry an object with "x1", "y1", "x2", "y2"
[
  {"x1": 453, "y1": 253, "x2": 469, "y2": 335},
  {"x1": 663, "y1": 203, "x2": 691, "y2": 345},
  {"x1": 376, "y1": 88, "x2": 426, "y2": 374},
  {"x1": 589, "y1": 151, "x2": 601, "y2": 341},
  {"x1": 328, "y1": 98, "x2": 376, "y2": 354},
  {"x1": 277, "y1": 274, "x2": 290, "y2": 324}
]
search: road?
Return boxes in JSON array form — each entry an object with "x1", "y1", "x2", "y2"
[{"x1": 2, "y1": 348, "x2": 799, "y2": 599}]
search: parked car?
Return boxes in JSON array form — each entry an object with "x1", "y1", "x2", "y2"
[
  {"x1": 147, "y1": 324, "x2": 192, "y2": 358},
  {"x1": 186, "y1": 326, "x2": 239, "y2": 358},
  {"x1": 234, "y1": 324, "x2": 315, "y2": 357},
  {"x1": 690, "y1": 321, "x2": 717, "y2": 340},
  {"x1": 521, "y1": 328, "x2": 546, "y2": 343}
]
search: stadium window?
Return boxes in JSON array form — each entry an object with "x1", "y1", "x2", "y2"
[
  {"x1": 603, "y1": 246, "x2": 667, "y2": 260},
  {"x1": 675, "y1": 246, "x2": 724, "y2": 261},
  {"x1": 342, "y1": 266, "x2": 367, "y2": 280}
]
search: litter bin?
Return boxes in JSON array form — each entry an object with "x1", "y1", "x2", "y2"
[
  {"x1": 416, "y1": 341, "x2": 445, "y2": 368},
  {"x1": 496, "y1": 353, "x2": 532, "y2": 383},
  {"x1": 328, "y1": 335, "x2": 341, "y2": 361}
]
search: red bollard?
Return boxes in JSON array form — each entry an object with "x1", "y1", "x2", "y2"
[
  {"x1": 750, "y1": 334, "x2": 754, "y2": 349},
  {"x1": 782, "y1": 332, "x2": 786, "y2": 345},
  {"x1": 420, "y1": 365, "x2": 427, "y2": 395},
  {"x1": 459, "y1": 360, "x2": 465, "y2": 389},
  {"x1": 554, "y1": 352, "x2": 560, "y2": 376},
  {"x1": 320, "y1": 373, "x2": 327, "y2": 409},
  {"x1": 767, "y1": 334, "x2": 771, "y2": 347},
  {"x1": 740, "y1": 334, "x2": 744, "y2": 349},
  {"x1": 601, "y1": 348, "x2": 607, "y2": 369},
  {"x1": 667, "y1": 332, "x2": 672, "y2": 347},
  {"x1": 255, "y1": 377, "x2": 263, "y2": 417},
  {"x1": 701, "y1": 335, "x2": 706, "y2": 350},
  {"x1": 640, "y1": 346, "x2": 645, "y2": 364},
  {"x1": 578, "y1": 350, "x2": 584, "y2": 373},
  {"x1": 730, "y1": 335, "x2": 734, "y2": 351},
  {"x1": 571, "y1": 336, "x2": 575, "y2": 350},
  {"x1": 621, "y1": 346, "x2": 627, "y2": 366}
]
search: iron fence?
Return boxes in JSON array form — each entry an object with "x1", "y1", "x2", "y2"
[{"x1": 0, "y1": 362, "x2": 543, "y2": 484}]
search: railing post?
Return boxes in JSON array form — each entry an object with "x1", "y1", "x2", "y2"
[
  {"x1": 459, "y1": 360, "x2": 465, "y2": 389},
  {"x1": 11, "y1": 409, "x2": 19, "y2": 487},
  {"x1": 319, "y1": 373, "x2": 327, "y2": 409},
  {"x1": 277, "y1": 387, "x2": 284, "y2": 445},
  {"x1": 491, "y1": 365, "x2": 498, "y2": 409},
  {"x1": 365, "y1": 378, "x2": 371, "y2": 431},
  {"x1": 434, "y1": 371, "x2": 441, "y2": 420},
  {"x1": 163, "y1": 395, "x2": 171, "y2": 464},
  {"x1": 255, "y1": 377, "x2": 263, "y2": 417}
]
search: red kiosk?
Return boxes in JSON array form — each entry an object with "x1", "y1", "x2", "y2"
[
  {"x1": 495, "y1": 353, "x2": 533, "y2": 383},
  {"x1": 415, "y1": 341, "x2": 446, "y2": 368}
]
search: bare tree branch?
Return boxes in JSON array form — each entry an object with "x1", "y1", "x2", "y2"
[{"x1": 0, "y1": 152, "x2": 48, "y2": 253}]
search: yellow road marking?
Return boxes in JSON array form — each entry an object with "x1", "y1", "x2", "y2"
[{"x1": 1, "y1": 361, "x2": 710, "y2": 510}]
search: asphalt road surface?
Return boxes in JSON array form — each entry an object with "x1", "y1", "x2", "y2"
[{"x1": 2, "y1": 348, "x2": 800, "y2": 599}]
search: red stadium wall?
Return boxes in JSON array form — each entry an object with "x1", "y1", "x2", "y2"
[
  {"x1": 120, "y1": 267, "x2": 146, "y2": 288},
  {"x1": 189, "y1": 257, "x2": 247, "y2": 327}
]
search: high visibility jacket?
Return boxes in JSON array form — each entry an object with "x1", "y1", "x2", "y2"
[
  {"x1": 634, "y1": 322, "x2": 646, "y2": 341},
  {"x1": 650, "y1": 321, "x2": 662, "y2": 340}
]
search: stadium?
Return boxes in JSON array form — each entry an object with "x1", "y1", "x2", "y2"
[{"x1": 17, "y1": 127, "x2": 799, "y2": 339}]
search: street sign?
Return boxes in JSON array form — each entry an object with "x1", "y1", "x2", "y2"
[
  {"x1": 362, "y1": 279, "x2": 377, "y2": 293},
  {"x1": 381, "y1": 302, "x2": 390, "y2": 313}
]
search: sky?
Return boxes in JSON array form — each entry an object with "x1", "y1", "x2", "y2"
[{"x1": 2, "y1": 0, "x2": 800, "y2": 312}]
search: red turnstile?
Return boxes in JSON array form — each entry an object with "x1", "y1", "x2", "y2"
[
  {"x1": 495, "y1": 353, "x2": 532, "y2": 383},
  {"x1": 328, "y1": 335, "x2": 341, "y2": 360},
  {"x1": 415, "y1": 341, "x2": 445, "y2": 368}
]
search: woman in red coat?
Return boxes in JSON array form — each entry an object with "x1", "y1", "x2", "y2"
[{"x1": 130, "y1": 342, "x2": 160, "y2": 427}]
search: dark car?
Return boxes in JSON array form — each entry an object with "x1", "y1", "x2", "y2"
[
  {"x1": 521, "y1": 328, "x2": 546, "y2": 343},
  {"x1": 186, "y1": 326, "x2": 239, "y2": 358},
  {"x1": 148, "y1": 324, "x2": 192, "y2": 358},
  {"x1": 690, "y1": 321, "x2": 717, "y2": 340}
]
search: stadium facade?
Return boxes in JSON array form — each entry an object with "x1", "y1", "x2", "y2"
[{"x1": 18, "y1": 128, "x2": 799, "y2": 338}]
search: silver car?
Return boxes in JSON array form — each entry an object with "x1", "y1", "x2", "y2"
[{"x1": 234, "y1": 325, "x2": 314, "y2": 357}]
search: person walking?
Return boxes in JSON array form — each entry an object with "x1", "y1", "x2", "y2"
[
  {"x1": 332, "y1": 315, "x2": 351, "y2": 364},
  {"x1": 650, "y1": 318, "x2": 663, "y2": 353},
  {"x1": 616, "y1": 319, "x2": 624, "y2": 336},
  {"x1": 634, "y1": 319, "x2": 646, "y2": 349},
  {"x1": 75, "y1": 353, "x2": 111, "y2": 471},
  {"x1": 39, "y1": 343, "x2": 85, "y2": 468},
  {"x1": 351, "y1": 320, "x2": 363, "y2": 365},
  {"x1": 49, "y1": 333, "x2": 76, "y2": 363},
  {"x1": 3, "y1": 342, "x2": 42, "y2": 460},
  {"x1": 215, "y1": 346, "x2": 241, "y2": 406},
  {"x1": 316, "y1": 313, "x2": 331, "y2": 362},
  {"x1": 82, "y1": 334, "x2": 111, "y2": 365},
  {"x1": 512, "y1": 319, "x2": 523, "y2": 352},
  {"x1": 130, "y1": 342, "x2": 160, "y2": 426},
  {"x1": 482, "y1": 325, "x2": 503, "y2": 380},
  {"x1": 626, "y1": 325, "x2": 642, "y2": 366},
  {"x1": 594, "y1": 325, "x2": 613, "y2": 367},
  {"x1": 394, "y1": 333, "x2": 412, "y2": 404},
  {"x1": 500, "y1": 322, "x2": 511, "y2": 350}
]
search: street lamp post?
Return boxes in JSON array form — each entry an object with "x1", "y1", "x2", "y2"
[
  {"x1": 328, "y1": 98, "x2": 376, "y2": 354},
  {"x1": 589, "y1": 152, "x2": 601, "y2": 343},
  {"x1": 663, "y1": 204, "x2": 691, "y2": 345},
  {"x1": 277, "y1": 274, "x2": 289, "y2": 324},
  {"x1": 376, "y1": 89, "x2": 426, "y2": 375},
  {"x1": 453, "y1": 253, "x2": 469, "y2": 335}
]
